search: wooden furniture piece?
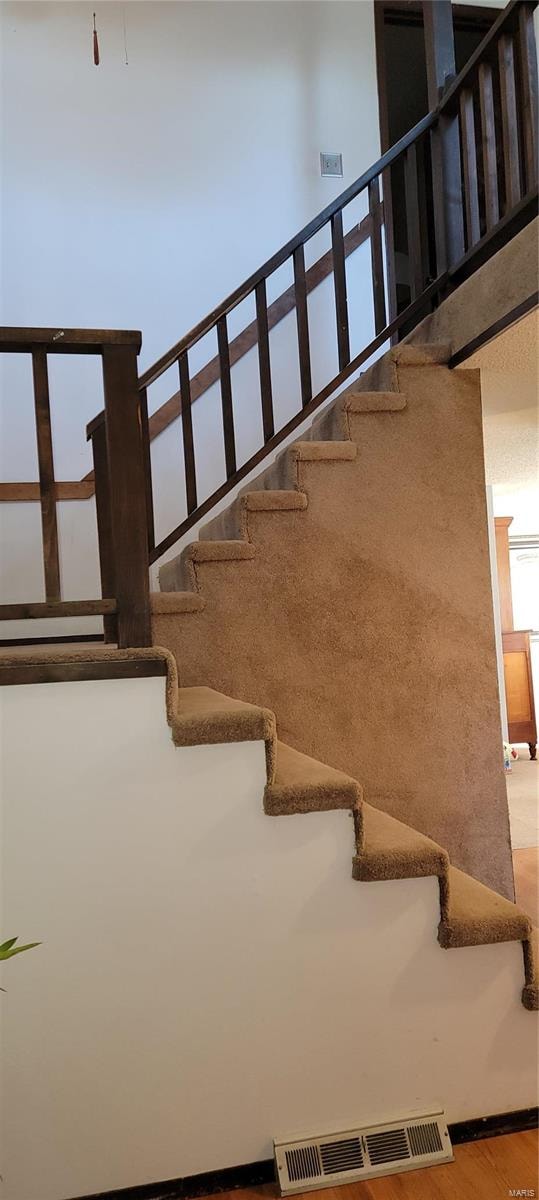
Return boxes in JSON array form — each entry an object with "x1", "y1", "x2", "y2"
[
  {"x1": 503, "y1": 630, "x2": 537, "y2": 760},
  {"x1": 495, "y1": 515, "x2": 515, "y2": 630},
  {"x1": 495, "y1": 516, "x2": 537, "y2": 760}
]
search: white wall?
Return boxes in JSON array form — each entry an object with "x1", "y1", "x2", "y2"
[
  {"x1": 469, "y1": 310, "x2": 539, "y2": 734},
  {"x1": 475, "y1": 310, "x2": 539, "y2": 539},
  {"x1": 0, "y1": 1, "x2": 382, "y2": 635},
  {"x1": 1, "y1": 673, "x2": 537, "y2": 1200}
]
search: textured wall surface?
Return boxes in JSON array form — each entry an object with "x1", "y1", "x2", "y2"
[{"x1": 154, "y1": 358, "x2": 514, "y2": 900}]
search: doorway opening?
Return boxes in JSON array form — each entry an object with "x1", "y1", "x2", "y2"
[{"x1": 374, "y1": 1, "x2": 501, "y2": 314}]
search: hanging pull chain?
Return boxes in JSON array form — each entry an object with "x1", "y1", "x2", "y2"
[{"x1": 93, "y1": 13, "x2": 100, "y2": 66}]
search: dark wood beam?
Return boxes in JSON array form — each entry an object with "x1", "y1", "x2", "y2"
[{"x1": 0, "y1": 482, "x2": 94, "y2": 502}]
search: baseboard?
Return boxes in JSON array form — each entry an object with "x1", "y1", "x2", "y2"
[
  {"x1": 449, "y1": 1105, "x2": 539, "y2": 1145},
  {"x1": 73, "y1": 1107, "x2": 538, "y2": 1200},
  {"x1": 73, "y1": 1159, "x2": 276, "y2": 1200}
]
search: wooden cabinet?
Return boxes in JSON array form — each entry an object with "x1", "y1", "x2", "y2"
[
  {"x1": 494, "y1": 516, "x2": 514, "y2": 631},
  {"x1": 495, "y1": 516, "x2": 537, "y2": 760},
  {"x1": 502, "y1": 630, "x2": 537, "y2": 759}
]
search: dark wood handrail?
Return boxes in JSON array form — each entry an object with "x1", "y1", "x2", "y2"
[{"x1": 0, "y1": 328, "x2": 141, "y2": 354}]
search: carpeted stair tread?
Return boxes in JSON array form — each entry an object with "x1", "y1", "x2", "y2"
[
  {"x1": 391, "y1": 342, "x2": 452, "y2": 365},
  {"x1": 345, "y1": 392, "x2": 407, "y2": 413},
  {"x1": 354, "y1": 803, "x2": 449, "y2": 881},
  {"x1": 243, "y1": 489, "x2": 308, "y2": 511},
  {"x1": 160, "y1": 539, "x2": 257, "y2": 592},
  {"x1": 151, "y1": 591, "x2": 205, "y2": 614},
  {"x1": 438, "y1": 865, "x2": 531, "y2": 948},
  {"x1": 264, "y1": 740, "x2": 362, "y2": 817},
  {"x1": 290, "y1": 440, "x2": 357, "y2": 462},
  {"x1": 522, "y1": 930, "x2": 539, "y2": 1010},
  {"x1": 172, "y1": 685, "x2": 275, "y2": 746},
  {"x1": 188, "y1": 540, "x2": 256, "y2": 563},
  {"x1": 199, "y1": 490, "x2": 308, "y2": 543}
]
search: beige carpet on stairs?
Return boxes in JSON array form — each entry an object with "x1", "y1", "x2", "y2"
[{"x1": 154, "y1": 345, "x2": 514, "y2": 901}]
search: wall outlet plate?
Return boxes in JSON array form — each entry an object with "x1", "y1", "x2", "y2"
[{"x1": 320, "y1": 152, "x2": 343, "y2": 177}]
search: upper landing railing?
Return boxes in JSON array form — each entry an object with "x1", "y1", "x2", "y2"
[{"x1": 0, "y1": 0, "x2": 537, "y2": 647}]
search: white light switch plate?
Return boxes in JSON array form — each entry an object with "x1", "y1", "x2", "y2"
[{"x1": 320, "y1": 152, "x2": 343, "y2": 177}]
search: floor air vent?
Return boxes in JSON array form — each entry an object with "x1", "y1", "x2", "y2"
[{"x1": 275, "y1": 1111, "x2": 452, "y2": 1194}]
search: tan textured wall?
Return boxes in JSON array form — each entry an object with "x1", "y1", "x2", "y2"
[{"x1": 154, "y1": 357, "x2": 514, "y2": 900}]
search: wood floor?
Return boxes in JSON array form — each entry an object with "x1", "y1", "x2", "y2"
[
  {"x1": 514, "y1": 847, "x2": 539, "y2": 926},
  {"x1": 209, "y1": 1131, "x2": 538, "y2": 1200}
]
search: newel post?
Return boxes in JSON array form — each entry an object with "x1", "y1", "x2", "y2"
[
  {"x1": 101, "y1": 337, "x2": 151, "y2": 648},
  {"x1": 422, "y1": 0, "x2": 465, "y2": 271}
]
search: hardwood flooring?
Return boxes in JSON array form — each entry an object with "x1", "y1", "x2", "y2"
[
  {"x1": 513, "y1": 846, "x2": 539, "y2": 927},
  {"x1": 207, "y1": 1131, "x2": 538, "y2": 1200}
]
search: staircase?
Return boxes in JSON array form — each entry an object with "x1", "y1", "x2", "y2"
[{"x1": 0, "y1": 0, "x2": 538, "y2": 1154}]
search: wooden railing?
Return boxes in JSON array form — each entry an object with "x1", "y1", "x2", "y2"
[
  {"x1": 0, "y1": 329, "x2": 151, "y2": 647},
  {"x1": 87, "y1": 0, "x2": 538, "y2": 571},
  {"x1": 1, "y1": 0, "x2": 537, "y2": 646}
]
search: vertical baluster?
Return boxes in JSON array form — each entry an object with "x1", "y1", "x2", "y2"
[
  {"x1": 368, "y1": 177, "x2": 386, "y2": 334},
  {"x1": 331, "y1": 210, "x2": 350, "y2": 370},
  {"x1": 31, "y1": 348, "x2": 61, "y2": 602},
  {"x1": 478, "y1": 62, "x2": 500, "y2": 232},
  {"x1": 139, "y1": 386, "x2": 155, "y2": 554},
  {"x1": 217, "y1": 315, "x2": 237, "y2": 480},
  {"x1": 381, "y1": 166, "x2": 398, "y2": 328},
  {"x1": 91, "y1": 420, "x2": 117, "y2": 642},
  {"x1": 255, "y1": 279, "x2": 274, "y2": 443},
  {"x1": 178, "y1": 351, "x2": 197, "y2": 513},
  {"x1": 498, "y1": 32, "x2": 521, "y2": 211},
  {"x1": 293, "y1": 244, "x2": 312, "y2": 407},
  {"x1": 404, "y1": 144, "x2": 424, "y2": 301},
  {"x1": 517, "y1": 2, "x2": 538, "y2": 193},
  {"x1": 460, "y1": 87, "x2": 481, "y2": 248}
]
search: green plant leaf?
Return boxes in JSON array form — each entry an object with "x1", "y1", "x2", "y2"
[
  {"x1": 0, "y1": 938, "x2": 19, "y2": 954},
  {"x1": 0, "y1": 940, "x2": 40, "y2": 961}
]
